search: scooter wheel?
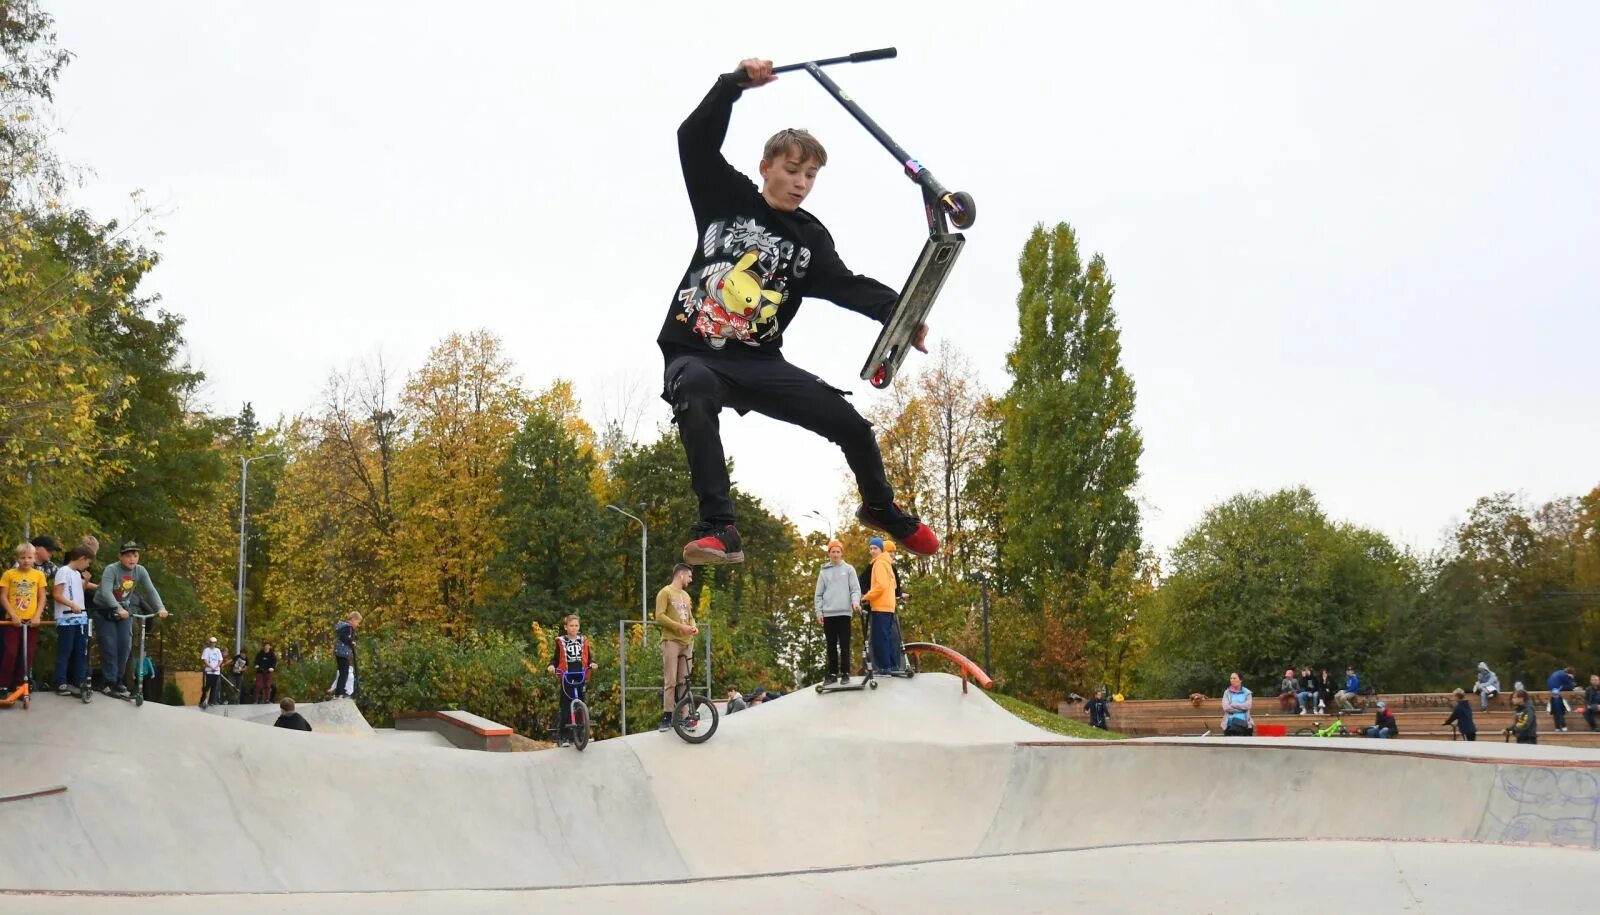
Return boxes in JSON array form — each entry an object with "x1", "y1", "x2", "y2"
[
  {"x1": 869, "y1": 680, "x2": 878, "y2": 690},
  {"x1": 870, "y1": 364, "x2": 892, "y2": 389},
  {"x1": 945, "y1": 191, "x2": 977, "y2": 230}
]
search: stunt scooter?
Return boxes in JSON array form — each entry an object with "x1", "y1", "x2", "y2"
[
  {"x1": 104, "y1": 611, "x2": 158, "y2": 707},
  {"x1": 0, "y1": 619, "x2": 54, "y2": 711},
  {"x1": 726, "y1": 48, "x2": 976, "y2": 390}
]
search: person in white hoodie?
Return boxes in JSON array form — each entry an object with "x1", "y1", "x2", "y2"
[
  {"x1": 813, "y1": 540, "x2": 861, "y2": 685},
  {"x1": 199, "y1": 636, "x2": 223, "y2": 709}
]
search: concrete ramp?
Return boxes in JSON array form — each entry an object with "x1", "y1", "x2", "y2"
[
  {"x1": 1, "y1": 672, "x2": 1596, "y2": 896},
  {"x1": 204, "y1": 698, "x2": 376, "y2": 735}
]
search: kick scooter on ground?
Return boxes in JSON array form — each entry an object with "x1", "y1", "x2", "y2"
[
  {"x1": 0, "y1": 619, "x2": 55, "y2": 710},
  {"x1": 104, "y1": 612, "x2": 157, "y2": 707}
]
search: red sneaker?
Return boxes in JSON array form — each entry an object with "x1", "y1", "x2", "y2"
[
  {"x1": 682, "y1": 522, "x2": 746, "y2": 565},
  {"x1": 856, "y1": 503, "x2": 940, "y2": 556}
]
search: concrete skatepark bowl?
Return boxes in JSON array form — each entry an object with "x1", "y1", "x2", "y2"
[{"x1": 2, "y1": 672, "x2": 1595, "y2": 913}]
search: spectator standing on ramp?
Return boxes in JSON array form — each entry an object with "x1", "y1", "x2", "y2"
[
  {"x1": 1443, "y1": 688, "x2": 1477, "y2": 741},
  {"x1": 51, "y1": 545, "x2": 95, "y2": 697},
  {"x1": 813, "y1": 539, "x2": 860, "y2": 684},
  {"x1": 253, "y1": 641, "x2": 277, "y2": 703},
  {"x1": 862, "y1": 537, "x2": 900, "y2": 674},
  {"x1": 199, "y1": 636, "x2": 223, "y2": 708},
  {"x1": 655, "y1": 563, "x2": 698, "y2": 732},
  {"x1": 330, "y1": 611, "x2": 361, "y2": 698},
  {"x1": 1, "y1": 542, "x2": 49, "y2": 693},
  {"x1": 98, "y1": 542, "x2": 168, "y2": 698}
]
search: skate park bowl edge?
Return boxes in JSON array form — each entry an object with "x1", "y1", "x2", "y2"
[{"x1": 1, "y1": 671, "x2": 1597, "y2": 897}]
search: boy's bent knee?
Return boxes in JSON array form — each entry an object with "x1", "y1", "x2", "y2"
[{"x1": 666, "y1": 358, "x2": 721, "y2": 414}]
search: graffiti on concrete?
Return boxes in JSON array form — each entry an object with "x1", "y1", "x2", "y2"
[{"x1": 1477, "y1": 766, "x2": 1599, "y2": 849}]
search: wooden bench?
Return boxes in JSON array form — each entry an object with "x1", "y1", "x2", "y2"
[{"x1": 394, "y1": 709, "x2": 514, "y2": 751}]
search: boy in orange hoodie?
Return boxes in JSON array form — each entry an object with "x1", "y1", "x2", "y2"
[{"x1": 863, "y1": 538, "x2": 900, "y2": 674}]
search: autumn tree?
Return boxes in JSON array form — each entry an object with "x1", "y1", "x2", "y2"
[{"x1": 390, "y1": 331, "x2": 527, "y2": 628}]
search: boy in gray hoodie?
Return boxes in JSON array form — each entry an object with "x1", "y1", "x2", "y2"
[
  {"x1": 813, "y1": 540, "x2": 861, "y2": 684},
  {"x1": 98, "y1": 542, "x2": 168, "y2": 697}
]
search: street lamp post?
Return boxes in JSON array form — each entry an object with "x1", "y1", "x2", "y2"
[
  {"x1": 803, "y1": 509, "x2": 834, "y2": 541},
  {"x1": 236, "y1": 453, "x2": 281, "y2": 655},
  {"x1": 967, "y1": 571, "x2": 992, "y2": 673},
  {"x1": 607, "y1": 504, "x2": 648, "y2": 629}
]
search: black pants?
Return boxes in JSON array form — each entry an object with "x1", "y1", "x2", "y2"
[
  {"x1": 1585, "y1": 706, "x2": 1599, "y2": 731},
  {"x1": 1551, "y1": 694, "x2": 1567, "y2": 730},
  {"x1": 334, "y1": 656, "x2": 351, "y2": 696},
  {"x1": 200, "y1": 673, "x2": 221, "y2": 706},
  {"x1": 823, "y1": 615, "x2": 853, "y2": 677},
  {"x1": 665, "y1": 351, "x2": 892, "y2": 523}
]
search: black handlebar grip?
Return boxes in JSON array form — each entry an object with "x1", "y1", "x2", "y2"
[{"x1": 849, "y1": 47, "x2": 897, "y2": 63}]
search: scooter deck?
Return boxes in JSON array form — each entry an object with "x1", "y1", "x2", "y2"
[
  {"x1": 860, "y1": 232, "x2": 965, "y2": 389},
  {"x1": 816, "y1": 676, "x2": 877, "y2": 694}
]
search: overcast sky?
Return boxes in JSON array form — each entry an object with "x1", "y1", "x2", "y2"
[{"x1": 46, "y1": 1, "x2": 1599, "y2": 559}]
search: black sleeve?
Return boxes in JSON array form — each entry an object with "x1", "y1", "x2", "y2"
[
  {"x1": 1443, "y1": 706, "x2": 1459, "y2": 726},
  {"x1": 803, "y1": 233, "x2": 898, "y2": 323},
  {"x1": 679, "y1": 77, "x2": 758, "y2": 219}
]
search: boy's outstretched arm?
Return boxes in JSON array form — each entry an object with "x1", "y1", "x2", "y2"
[{"x1": 807, "y1": 243, "x2": 931, "y2": 353}]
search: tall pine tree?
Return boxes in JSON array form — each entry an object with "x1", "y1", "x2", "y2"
[{"x1": 1000, "y1": 222, "x2": 1142, "y2": 596}]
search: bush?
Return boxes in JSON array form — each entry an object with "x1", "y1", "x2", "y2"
[
  {"x1": 276, "y1": 629, "x2": 553, "y2": 737},
  {"x1": 162, "y1": 679, "x2": 184, "y2": 706}
]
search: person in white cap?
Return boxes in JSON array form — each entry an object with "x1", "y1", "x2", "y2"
[{"x1": 199, "y1": 636, "x2": 223, "y2": 708}]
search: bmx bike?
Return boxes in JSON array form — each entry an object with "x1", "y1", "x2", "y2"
[
  {"x1": 551, "y1": 667, "x2": 593, "y2": 751},
  {"x1": 668, "y1": 652, "x2": 718, "y2": 744}
]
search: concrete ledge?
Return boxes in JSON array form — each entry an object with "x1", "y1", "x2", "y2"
[{"x1": 394, "y1": 710, "x2": 514, "y2": 751}]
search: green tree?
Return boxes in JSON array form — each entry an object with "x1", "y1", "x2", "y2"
[
  {"x1": 487, "y1": 382, "x2": 608, "y2": 631},
  {"x1": 1136, "y1": 487, "x2": 1415, "y2": 697},
  {"x1": 1000, "y1": 223, "x2": 1142, "y2": 592}
]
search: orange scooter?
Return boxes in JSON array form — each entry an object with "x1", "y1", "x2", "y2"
[{"x1": 0, "y1": 618, "x2": 53, "y2": 711}]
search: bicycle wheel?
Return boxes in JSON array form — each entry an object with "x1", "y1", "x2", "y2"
[
  {"x1": 571, "y1": 700, "x2": 590, "y2": 751},
  {"x1": 673, "y1": 694, "x2": 719, "y2": 744},
  {"x1": 1294, "y1": 727, "x2": 1316, "y2": 737}
]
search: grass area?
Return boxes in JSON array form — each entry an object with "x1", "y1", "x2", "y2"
[{"x1": 988, "y1": 691, "x2": 1127, "y2": 739}]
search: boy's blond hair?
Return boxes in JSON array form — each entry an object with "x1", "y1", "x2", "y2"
[
  {"x1": 14, "y1": 542, "x2": 36, "y2": 559},
  {"x1": 561, "y1": 614, "x2": 580, "y2": 628},
  {"x1": 763, "y1": 128, "x2": 827, "y2": 167}
]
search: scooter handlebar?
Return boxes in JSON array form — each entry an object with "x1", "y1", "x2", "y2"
[
  {"x1": 848, "y1": 47, "x2": 897, "y2": 63},
  {"x1": 724, "y1": 47, "x2": 899, "y2": 83}
]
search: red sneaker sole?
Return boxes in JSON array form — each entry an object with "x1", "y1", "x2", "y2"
[{"x1": 682, "y1": 545, "x2": 746, "y2": 565}]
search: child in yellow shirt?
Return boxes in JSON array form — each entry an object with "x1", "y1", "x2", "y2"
[{"x1": 1, "y1": 542, "x2": 51, "y2": 692}]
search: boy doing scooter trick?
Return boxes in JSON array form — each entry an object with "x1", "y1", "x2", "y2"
[{"x1": 661, "y1": 57, "x2": 940, "y2": 566}]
